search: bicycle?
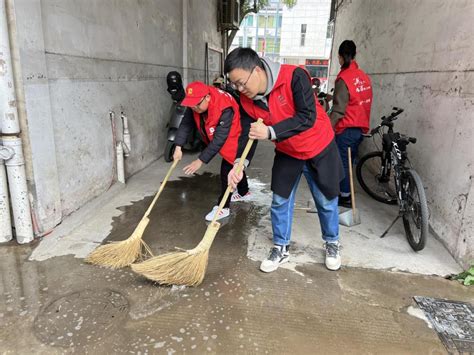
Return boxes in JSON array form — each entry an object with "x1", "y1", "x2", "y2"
[{"x1": 356, "y1": 107, "x2": 429, "y2": 251}]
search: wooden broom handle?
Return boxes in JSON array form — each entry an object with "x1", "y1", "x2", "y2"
[
  {"x1": 347, "y1": 147, "x2": 356, "y2": 211},
  {"x1": 210, "y1": 118, "x2": 263, "y2": 224},
  {"x1": 145, "y1": 158, "x2": 179, "y2": 217}
]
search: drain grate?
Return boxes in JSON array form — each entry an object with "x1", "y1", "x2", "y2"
[
  {"x1": 414, "y1": 296, "x2": 473, "y2": 354},
  {"x1": 34, "y1": 289, "x2": 129, "y2": 347}
]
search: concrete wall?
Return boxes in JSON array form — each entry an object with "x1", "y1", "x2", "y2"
[
  {"x1": 10, "y1": 0, "x2": 222, "y2": 229},
  {"x1": 329, "y1": 0, "x2": 474, "y2": 266},
  {"x1": 187, "y1": 0, "x2": 223, "y2": 83}
]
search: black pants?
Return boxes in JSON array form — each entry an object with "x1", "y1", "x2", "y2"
[{"x1": 219, "y1": 159, "x2": 249, "y2": 208}]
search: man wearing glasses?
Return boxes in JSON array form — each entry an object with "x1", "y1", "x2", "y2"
[
  {"x1": 225, "y1": 48, "x2": 344, "y2": 272},
  {"x1": 174, "y1": 81, "x2": 252, "y2": 221}
]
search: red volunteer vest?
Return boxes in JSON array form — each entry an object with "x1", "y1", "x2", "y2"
[
  {"x1": 240, "y1": 65, "x2": 334, "y2": 160},
  {"x1": 192, "y1": 86, "x2": 241, "y2": 164},
  {"x1": 335, "y1": 61, "x2": 373, "y2": 134}
]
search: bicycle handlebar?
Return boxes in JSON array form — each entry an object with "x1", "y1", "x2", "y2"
[
  {"x1": 368, "y1": 107, "x2": 405, "y2": 136},
  {"x1": 363, "y1": 107, "x2": 418, "y2": 145},
  {"x1": 380, "y1": 107, "x2": 404, "y2": 122}
]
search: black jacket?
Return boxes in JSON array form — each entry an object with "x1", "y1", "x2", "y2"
[
  {"x1": 241, "y1": 67, "x2": 343, "y2": 199},
  {"x1": 175, "y1": 107, "x2": 253, "y2": 164}
]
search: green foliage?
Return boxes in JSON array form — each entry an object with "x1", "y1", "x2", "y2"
[
  {"x1": 242, "y1": 0, "x2": 297, "y2": 18},
  {"x1": 283, "y1": 0, "x2": 297, "y2": 8},
  {"x1": 228, "y1": 0, "x2": 298, "y2": 49},
  {"x1": 451, "y1": 264, "x2": 474, "y2": 286}
]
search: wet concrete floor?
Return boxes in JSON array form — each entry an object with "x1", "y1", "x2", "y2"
[{"x1": 1, "y1": 150, "x2": 473, "y2": 354}]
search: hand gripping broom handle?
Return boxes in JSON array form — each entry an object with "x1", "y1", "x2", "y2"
[
  {"x1": 210, "y1": 118, "x2": 263, "y2": 225},
  {"x1": 144, "y1": 159, "x2": 179, "y2": 218}
]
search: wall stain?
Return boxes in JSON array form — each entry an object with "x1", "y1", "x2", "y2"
[{"x1": 452, "y1": 194, "x2": 467, "y2": 214}]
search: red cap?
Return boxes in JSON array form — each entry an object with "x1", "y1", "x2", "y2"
[{"x1": 181, "y1": 81, "x2": 210, "y2": 107}]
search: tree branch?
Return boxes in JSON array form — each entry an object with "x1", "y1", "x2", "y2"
[{"x1": 226, "y1": 7, "x2": 258, "y2": 49}]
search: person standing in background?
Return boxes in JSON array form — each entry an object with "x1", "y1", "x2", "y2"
[{"x1": 330, "y1": 40, "x2": 373, "y2": 208}]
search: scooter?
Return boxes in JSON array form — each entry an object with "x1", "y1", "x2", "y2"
[
  {"x1": 312, "y1": 77, "x2": 333, "y2": 113},
  {"x1": 317, "y1": 90, "x2": 333, "y2": 113},
  {"x1": 163, "y1": 71, "x2": 201, "y2": 162}
]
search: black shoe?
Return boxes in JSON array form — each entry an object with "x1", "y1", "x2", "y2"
[{"x1": 338, "y1": 195, "x2": 352, "y2": 208}]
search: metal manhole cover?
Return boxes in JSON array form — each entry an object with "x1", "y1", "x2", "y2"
[
  {"x1": 34, "y1": 289, "x2": 129, "y2": 347},
  {"x1": 414, "y1": 296, "x2": 474, "y2": 354}
]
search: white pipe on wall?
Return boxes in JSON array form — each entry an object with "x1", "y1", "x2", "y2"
[
  {"x1": 116, "y1": 142, "x2": 125, "y2": 184},
  {"x1": 121, "y1": 141, "x2": 130, "y2": 157},
  {"x1": 0, "y1": 153, "x2": 12, "y2": 242},
  {"x1": 1, "y1": 0, "x2": 34, "y2": 244},
  {"x1": 110, "y1": 111, "x2": 131, "y2": 184},
  {"x1": 2, "y1": 136, "x2": 33, "y2": 244},
  {"x1": 0, "y1": 0, "x2": 19, "y2": 134},
  {"x1": 121, "y1": 112, "x2": 131, "y2": 157},
  {"x1": 5, "y1": 0, "x2": 33, "y2": 181}
]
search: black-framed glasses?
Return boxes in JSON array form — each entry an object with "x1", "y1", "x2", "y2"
[
  {"x1": 193, "y1": 96, "x2": 207, "y2": 109},
  {"x1": 229, "y1": 66, "x2": 256, "y2": 91}
]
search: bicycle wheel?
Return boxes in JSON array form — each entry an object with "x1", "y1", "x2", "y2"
[
  {"x1": 402, "y1": 169, "x2": 429, "y2": 251},
  {"x1": 356, "y1": 151, "x2": 397, "y2": 205}
]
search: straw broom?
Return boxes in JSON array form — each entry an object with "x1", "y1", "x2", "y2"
[
  {"x1": 131, "y1": 120, "x2": 261, "y2": 286},
  {"x1": 85, "y1": 159, "x2": 179, "y2": 269}
]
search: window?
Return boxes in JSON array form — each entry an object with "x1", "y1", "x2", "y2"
[
  {"x1": 265, "y1": 38, "x2": 281, "y2": 54},
  {"x1": 258, "y1": 15, "x2": 266, "y2": 28},
  {"x1": 277, "y1": 15, "x2": 282, "y2": 28},
  {"x1": 266, "y1": 38, "x2": 275, "y2": 53},
  {"x1": 238, "y1": 36, "x2": 243, "y2": 47},
  {"x1": 246, "y1": 36, "x2": 253, "y2": 48},
  {"x1": 246, "y1": 15, "x2": 254, "y2": 26},
  {"x1": 326, "y1": 22, "x2": 334, "y2": 39},
  {"x1": 300, "y1": 24, "x2": 307, "y2": 46},
  {"x1": 266, "y1": 15, "x2": 275, "y2": 28},
  {"x1": 275, "y1": 38, "x2": 280, "y2": 52},
  {"x1": 306, "y1": 65, "x2": 329, "y2": 78}
]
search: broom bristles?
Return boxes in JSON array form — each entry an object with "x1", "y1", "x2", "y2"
[
  {"x1": 85, "y1": 218, "x2": 153, "y2": 269},
  {"x1": 131, "y1": 249, "x2": 209, "y2": 286},
  {"x1": 131, "y1": 137, "x2": 256, "y2": 285},
  {"x1": 131, "y1": 222, "x2": 220, "y2": 286},
  {"x1": 86, "y1": 159, "x2": 180, "y2": 269}
]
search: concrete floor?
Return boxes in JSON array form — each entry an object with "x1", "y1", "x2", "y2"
[{"x1": 1, "y1": 141, "x2": 472, "y2": 354}]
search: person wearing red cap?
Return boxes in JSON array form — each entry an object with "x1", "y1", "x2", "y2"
[{"x1": 173, "y1": 81, "x2": 253, "y2": 221}]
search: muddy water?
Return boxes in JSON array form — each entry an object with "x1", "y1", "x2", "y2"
[{"x1": 1, "y1": 173, "x2": 471, "y2": 354}]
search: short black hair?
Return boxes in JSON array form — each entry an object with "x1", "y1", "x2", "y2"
[
  {"x1": 224, "y1": 47, "x2": 264, "y2": 74},
  {"x1": 338, "y1": 40, "x2": 356, "y2": 69}
]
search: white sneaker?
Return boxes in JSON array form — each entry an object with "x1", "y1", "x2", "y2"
[
  {"x1": 205, "y1": 206, "x2": 230, "y2": 222},
  {"x1": 231, "y1": 191, "x2": 252, "y2": 202},
  {"x1": 324, "y1": 242, "x2": 341, "y2": 271},
  {"x1": 260, "y1": 245, "x2": 290, "y2": 273}
]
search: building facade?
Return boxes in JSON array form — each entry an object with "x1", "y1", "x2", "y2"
[
  {"x1": 279, "y1": 0, "x2": 332, "y2": 64},
  {"x1": 229, "y1": 0, "x2": 283, "y2": 61},
  {"x1": 230, "y1": 0, "x2": 332, "y2": 88}
]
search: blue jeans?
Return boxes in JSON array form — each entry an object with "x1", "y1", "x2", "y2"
[
  {"x1": 335, "y1": 128, "x2": 363, "y2": 195},
  {"x1": 271, "y1": 164, "x2": 339, "y2": 246}
]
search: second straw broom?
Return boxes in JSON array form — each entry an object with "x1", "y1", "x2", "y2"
[
  {"x1": 85, "y1": 159, "x2": 179, "y2": 269},
  {"x1": 131, "y1": 119, "x2": 262, "y2": 286}
]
